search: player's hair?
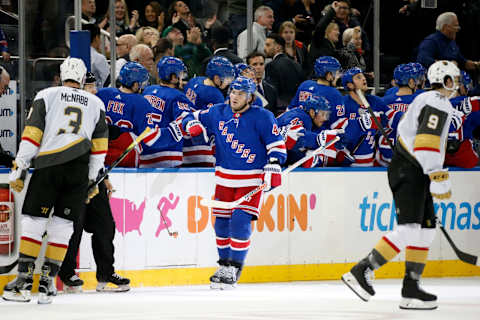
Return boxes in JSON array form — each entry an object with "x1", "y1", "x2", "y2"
[
  {"x1": 254, "y1": 5, "x2": 273, "y2": 22},
  {"x1": 436, "y1": 12, "x2": 457, "y2": 31}
]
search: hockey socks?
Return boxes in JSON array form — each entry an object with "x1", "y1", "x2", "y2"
[
  {"x1": 214, "y1": 217, "x2": 231, "y2": 261},
  {"x1": 229, "y1": 210, "x2": 252, "y2": 265}
]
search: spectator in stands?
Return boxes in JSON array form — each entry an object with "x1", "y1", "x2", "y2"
[
  {"x1": 82, "y1": 0, "x2": 97, "y2": 24},
  {"x1": 162, "y1": 25, "x2": 185, "y2": 51},
  {"x1": 417, "y1": 12, "x2": 480, "y2": 72},
  {"x1": 167, "y1": 1, "x2": 203, "y2": 42},
  {"x1": 247, "y1": 51, "x2": 279, "y2": 116},
  {"x1": 84, "y1": 24, "x2": 109, "y2": 88},
  {"x1": 237, "y1": 6, "x2": 274, "y2": 60},
  {"x1": 203, "y1": 24, "x2": 242, "y2": 70},
  {"x1": 100, "y1": 0, "x2": 139, "y2": 37},
  {"x1": 130, "y1": 44, "x2": 155, "y2": 84},
  {"x1": 115, "y1": 34, "x2": 137, "y2": 79},
  {"x1": 152, "y1": 38, "x2": 174, "y2": 80},
  {"x1": 141, "y1": 1, "x2": 165, "y2": 34},
  {"x1": 136, "y1": 26, "x2": 160, "y2": 48},
  {"x1": 0, "y1": 66, "x2": 10, "y2": 96},
  {"x1": 0, "y1": 27, "x2": 10, "y2": 62},
  {"x1": 279, "y1": 21, "x2": 308, "y2": 75},
  {"x1": 338, "y1": 26, "x2": 372, "y2": 78},
  {"x1": 264, "y1": 33, "x2": 304, "y2": 111},
  {"x1": 277, "y1": 0, "x2": 322, "y2": 46}
]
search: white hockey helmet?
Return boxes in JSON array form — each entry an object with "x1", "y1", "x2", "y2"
[
  {"x1": 60, "y1": 57, "x2": 87, "y2": 86},
  {"x1": 427, "y1": 60, "x2": 460, "y2": 90}
]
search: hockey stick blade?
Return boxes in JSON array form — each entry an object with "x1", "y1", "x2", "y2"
[
  {"x1": 200, "y1": 137, "x2": 340, "y2": 209},
  {"x1": 439, "y1": 225, "x2": 478, "y2": 266},
  {"x1": 0, "y1": 259, "x2": 18, "y2": 274}
]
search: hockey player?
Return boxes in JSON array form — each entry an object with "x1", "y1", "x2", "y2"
[
  {"x1": 234, "y1": 62, "x2": 265, "y2": 108},
  {"x1": 193, "y1": 76, "x2": 287, "y2": 289},
  {"x1": 378, "y1": 64, "x2": 417, "y2": 166},
  {"x1": 142, "y1": 56, "x2": 205, "y2": 167},
  {"x1": 182, "y1": 56, "x2": 234, "y2": 166},
  {"x1": 342, "y1": 60, "x2": 460, "y2": 310},
  {"x1": 341, "y1": 67, "x2": 388, "y2": 167},
  {"x1": 277, "y1": 95, "x2": 344, "y2": 167},
  {"x1": 3, "y1": 57, "x2": 108, "y2": 304},
  {"x1": 289, "y1": 56, "x2": 346, "y2": 130}
]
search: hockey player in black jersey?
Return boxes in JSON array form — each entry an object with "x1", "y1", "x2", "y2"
[{"x1": 342, "y1": 60, "x2": 460, "y2": 310}]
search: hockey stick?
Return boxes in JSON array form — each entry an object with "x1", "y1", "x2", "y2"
[
  {"x1": 0, "y1": 259, "x2": 18, "y2": 274},
  {"x1": 200, "y1": 137, "x2": 340, "y2": 209},
  {"x1": 89, "y1": 126, "x2": 152, "y2": 189},
  {"x1": 157, "y1": 205, "x2": 179, "y2": 238},
  {"x1": 356, "y1": 89, "x2": 479, "y2": 267}
]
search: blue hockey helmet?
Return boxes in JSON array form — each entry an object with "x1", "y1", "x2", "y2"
[
  {"x1": 206, "y1": 56, "x2": 235, "y2": 82},
  {"x1": 342, "y1": 67, "x2": 363, "y2": 89},
  {"x1": 229, "y1": 76, "x2": 256, "y2": 95},
  {"x1": 393, "y1": 63, "x2": 416, "y2": 86},
  {"x1": 461, "y1": 70, "x2": 472, "y2": 88},
  {"x1": 301, "y1": 95, "x2": 331, "y2": 115},
  {"x1": 234, "y1": 63, "x2": 255, "y2": 78},
  {"x1": 409, "y1": 62, "x2": 426, "y2": 82},
  {"x1": 314, "y1": 56, "x2": 341, "y2": 78},
  {"x1": 118, "y1": 61, "x2": 149, "y2": 89},
  {"x1": 157, "y1": 56, "x2": 187, "y2": 81}
]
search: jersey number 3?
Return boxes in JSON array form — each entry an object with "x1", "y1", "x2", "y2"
[{"x1": 58, "y1": 106, "x2": 82, "y2": 134}]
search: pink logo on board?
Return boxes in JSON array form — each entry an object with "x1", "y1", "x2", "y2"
[
  {"x1": 110, "y1": 197, "x2": 146, "y2": 235},
  {"x1": 156, "y1": 193, "x2": 180, "y2": 237}
]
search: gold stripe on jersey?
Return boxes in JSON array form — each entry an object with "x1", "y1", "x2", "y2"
[
  {"x1": 413, "y1": 133, "x2": 441, "y2": 152},
  {"x1": 21, "y1": 126, "x2": 43, "y2": 146},
  {"x1": 38, "y1": 137, "x2": 85, "y2": 156},
  {"x1": 91, "y1": 137, "x2": 108, "y2": 154}
]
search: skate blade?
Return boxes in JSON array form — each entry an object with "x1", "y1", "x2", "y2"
[
  {"x1": 399, "y1": 298, "x2": 438, "y2": 310},
  {"x1": 96, "y1": 283, "x2": 130, "y2": 292},
  {"x1": 2, "y1": 290, "x2": 32, "y2": 303},
  {"x1": 37, "y1": 292, "x2": 54, "y2": 304},
  {"x1": 63, "y1": 285, "x2": 83, "y2": 294},
  {"x1": 341, "y1": 272, "x2": 372, "y2": 302},
  {"x1": 220, "y1": 283, "x2": 236, "y2": 290},
  {"x1": 210, "y1": 282, "x2": 223, "y2": 290}
]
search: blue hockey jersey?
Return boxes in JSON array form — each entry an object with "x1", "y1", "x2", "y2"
[
  {"x1": 142, "y1": 85, "x2": 194, "y2": 167},
  {"x1": 197, "y1": 103, "x2": 287, "y2": 188}
]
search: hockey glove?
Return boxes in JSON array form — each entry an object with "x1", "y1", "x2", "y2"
[
  {"x1": 301, "y1": 150, "x2": 319, "y2": 168},
  {"x1": 461, "y1": 96, "x2": 480, "y2": 115},
  {"x1": 450, "y1": 109, "x2": 465, "y2": 131},
  {"x1": 263, "y1": 158, "x2": 282, "y2": 192},
  {"x1": 168, "y1": 121, "x2": 184, "y2": 142},
  {"x1": 9, "y1": 160, "x2": 28, "y2": 193},
  {"x1": 428, "y1": 169, "x2": 451, "y2": 200},
  {"x1": 86, "y1": 181, "x2": 99, "y2": 204},
  {"x1": 186, "y1": 120, "x2": 209, "y2": 145},
  {"x1": 283, "y1": 124, "x2": 305, "y2": 150}
]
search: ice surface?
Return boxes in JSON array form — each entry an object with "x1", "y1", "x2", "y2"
[{"x1": 2, "y1": 277, "x2": 479, "y2": 320}]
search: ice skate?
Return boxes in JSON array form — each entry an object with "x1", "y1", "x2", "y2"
[
  {"x1": 60, "y1": 274, "x2": 84, "y2": 293},
  {"x1": 96, "y1": 273, "x2": 130, "y2": 292},
  {"x1": 210, "y1": 265, "x2": 228, "y2": 290},
  {"x1": 399, "y1": 277, "x2": 438, "y2": 310},
  {"x1": 2, "y1": 273, "x2": 33, "y2": 303},
  {"x1": 38, "y1": 265, "x2": 57, "y2": 304},
  {"x1": 221, "y1": 265, "x2": 239, "y2": 290},
  {"x1": 342, "y1": 260, "x2": 375, "y2": 301}
]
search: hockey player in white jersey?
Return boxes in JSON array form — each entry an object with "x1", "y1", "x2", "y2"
[
  {"x1": 342, "y1": 60, "x2": 460, "y2": 310},
  {"x1": 3, "y1": 57, "x2": 108, "y2": 304}
]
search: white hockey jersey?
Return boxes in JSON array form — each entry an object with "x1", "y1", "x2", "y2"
[
  {"x1": 397, "y1": 90, "x2": 454, "y2": 174},
  {"x1": 16, "y1": 85, "x2": 108, "y2": 179}
]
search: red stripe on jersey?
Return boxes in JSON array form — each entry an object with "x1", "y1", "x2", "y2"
[
  {"x1": 215, "y1": 171, "x2": 263, "y2": 180},
  {"x1": 216, "y1": 238, "x2": 230, "y2": 246},
  {"x1": 21, "y1": 137, "x2": 40, "y2": 147},
  {"x1": 21, "y1": 236, "x2": 42, "y2": 245},
  {"x1": 230, "y1": 239, "x2": 250, "y2": 249},
  {"x1": 382, "y1": 236, "x2": 401, "y2": 253},
  {"x1": 406, "y1": 246, "x2": 429, "y2": 251},
  {"x1": 413, "y1": 147, "x2": 440, "y2": 153},
  {"x1": 140, "y1": 155, "x2": 183, "y2": 165},
  {"x1": 47, "y1": 242, "x2": 68, "y2": 249},
  {"x1": 355, "y1": 157, "x2": 374, "y2": 164},
  {"x1": 91, "y1": 150, "x2": 107, "y2": 155}
]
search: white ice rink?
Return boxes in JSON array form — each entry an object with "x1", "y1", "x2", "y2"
[{"x1": 2, "y1": 277, "x2": 479, "y2": 320}]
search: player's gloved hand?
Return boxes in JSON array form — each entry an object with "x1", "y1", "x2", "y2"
[
  {"x1": 302, "y1": 150, "x2": 319, "y2": 168},
  {"x1": 428, "y1": 168, "x2": 451, "y2": 200},
  {"x1": 168, "y1": 120, "x2": 184, "y2": 142},
  {"x1": 86, "y1": 181, "x2": 99, "y2": 204},
  {"x1": 263, "y1": 158, "x2": 282, "y2": 192},
  {"x1": 461, "y1": 96, "x2": 480, "y2": 114},
  {"x1": 9, "y1": 160, "x2": 28, "y2": 193},
  {"x1": 359, "y1": 111, "x2": 383, "y2": 131},
  {"x1": 451, "y1": 109, "x2": 465, "y2": 130},
  {"x1": 284, "y1": 124, "x2": 305, "y2": 150},
  {"x1": 186, "y1": 120, "x2": 208, "y2": 145},
  {"x1": 316, "y1": 129, "x2": 344, "y2": 148}
]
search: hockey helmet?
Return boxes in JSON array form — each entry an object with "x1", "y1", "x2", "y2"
[
  {"x1": 157, "y1": 56, "x2": 187, "y2": 81},
  {"x1": 461, "y1": 70, "x2": 472, "y2": 89},
  {"x1": 234, "y1": 63, "x2": 255, "y2": 78},
  {"x1": 301, "y1": 95, "x2": 331, "y2": 115},
  {"x1": 118, "y1": 62, "x2": 149, "y2": 89},
  {"x1": 206, "y1": 56, "x2": 235, "y2": 83},
  {"x1": 393, "y1": 64, "x2": 416, "y2": 86},
  {"x1": 342, "y1": 67, "x2": 363, "y2": 89},
  {"x1": 427, "y1": 60, "x2": 460, "y2": 90},
  {"x1": 85, "y1": 72, "x2": 96, "y2": 84},
  {"x1": 229, "y1": 76, "x2": 256, "y2": 96},
  {"x1": 314, "y1": 56, "x2": 341, "y2": 78},
  {"x1": 60, "y1": 57, "x2": 87, "y2": 86}
]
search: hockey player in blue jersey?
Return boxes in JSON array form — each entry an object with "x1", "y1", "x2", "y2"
[
  {"x1": 96, "y1": 62, "x2": 180, "y2": 168},
  {"x1": 411, "y1": 62, "x2": 427, "y2": 95},
  {"x1": 194, "y1": 76, "x2": 287, "y2": 289},
  {"x1": 342, "y1": 67, "x2": 389, "y2": 167},
  {"x1": 183, "y1": 56, "x2": 234, "y2": 166},
  {"x1": 142, "y1": 56, "x2": 207, "y2": 167},
  {"x1": 289, "y1": 56, "x2": 347, "y2": 130},
  {"x1": 234, "y1": 62, "x2": 266, "y2": 108}
]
